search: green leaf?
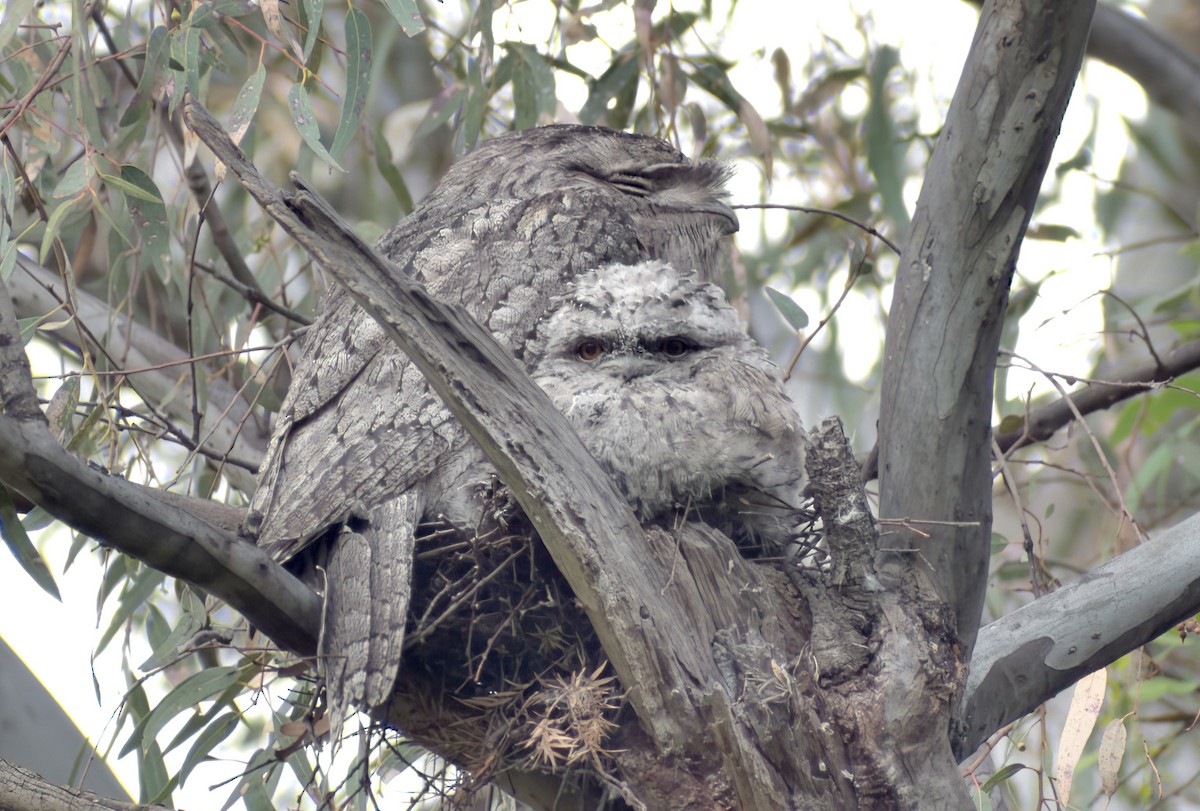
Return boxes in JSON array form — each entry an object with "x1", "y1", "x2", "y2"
[
  {"x1": 580, "y1": 51, "x2": 639, "y2": 126},
  {"x1": 374, "y1": 128, "x2": 413, "y2": 215},
  {"x1": 163, "y1": 673, "x2": 245, "y2": 755},
  {"x1": 288, "y1": 83, "x2": 345, "y2": 172},
  {"x1": 331, "y1": 8, "x2": 371, "y2": 161},
  {"x1": 0, "y1": 488, "x2": 61, "y2": 600},
  {"x1": 100, "y1": 170, "x2": 162, "y2": 203},
  {"x1": 96, "y1": 566, "x2": 165, "y2": 655},
  {"x1": 1125, "y1": 443, "x2": 1173, "y2": 514},
  {"x1": 144, "y1": 604, "x2": 172, "y2": 654},
  {"x1": 864, "y1": 45, "x2": 910, "y2": 232},
  {"x1": 0, "y1": 0, "x2": 37, "y2": 52},
  {"x1": 64, "y1": 394, "x2": 105, "y2": 455},
  {"x1": 379, "y1": 0, "x2": 424, "y2": 36},
  {"x1": 179, "y1": 711, "x2": 240, "y2": 786},
  {"x1": 122, "y1": 684, "x2": 173, "y2": 805},
  {"x1": 475, "y1": 0, "x2": 494, "y2": 64},
  {"x1": 118, "y1": 95, "x2": 151, "y2": 131},
  {"x1": 187, "y1": 1, "x2": 219, "y2": 29},
  {"x1": 139, "y1": 589, "x2": 206, "y2": 671},
  {"x1": 980, "y1": 762, "x2": 1027, "y2": 794},
  {"x1": 459, "y1": 60, "x2": 487, "y2": 154},
  {"x1": 0, "y1": 161, "x2": 15, "y2": 281},
  {"x1": 1134, "y1": 675, "x2": 1200, "y2": 703},
  {"x1": 183, "y1": 17, "x2": 203, "y2": 100},
  {"x1": 509, "y1": 44, "x2": 556, "y2": 130},
  {"x1": 226, "y1": 64, "x2": 266, "y2": 144},
  {"x1": 39, "y1": 196, "x2": 82, "y2": 263},
  {"x1": 135, "y1": 26, "x2": 168, "y2": 100},
  {"x1": 415, "y1": 86, "x2": 466, "y2": 139},
  {"x1": 51, "y1": 159, "x2": 93, "y2": 199},
  {"x1": 765, "y1": 287, "x2": 809, "y2": 330},
  {"x1": 119, "y1": 166, "x2": 170, "y2": 279},
  {"x1": 209, "y1": 0, "x2": 258, "y2": 16},
  {"x1": 224, "y1": 749, "x2": 278, "y2": 811},
  {"x1": 300, "y1": 0, "x2": 323, "y2": 60},
  {"x1": 121, "y1": 666, "x2": 242, "y2": 757}
]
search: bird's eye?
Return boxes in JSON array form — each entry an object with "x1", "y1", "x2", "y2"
[
  {"x1": 575, "y1": 339, "x2": 604, "y2": 361},
  {"x1": 661, "y1": 337, "x2": 692, "y2": 358},
  {"x1": 608, "y1": 172, "x2": 655, "y2": 195}
]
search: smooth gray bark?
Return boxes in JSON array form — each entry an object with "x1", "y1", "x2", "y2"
[
  {"x1": 957, "y1": 510, "x2": 1200, "y2": 756},
  {"x1": 879, "y1": 0, "x2": 1097, "y2": 656}
]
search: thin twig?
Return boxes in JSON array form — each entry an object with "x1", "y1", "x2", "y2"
[
  {"x1": 1099, "y1": 289, "x2": 1166, "y2": 372},
  {"x1": 992, "y1": 435, "x2": 1043, "y2": 598},
  {"x1": 732, "y1": 203, "x2": 901, "y2": 255},
  {"x1": 1010, "y1": 351, "x2": 1146, "y2": 542},
  {"x1": 784, "y1": 248, "x2": 869, "y2": 379},
  {"x1": 195, "y1": 261, "x2": 313, "y2": 325}
]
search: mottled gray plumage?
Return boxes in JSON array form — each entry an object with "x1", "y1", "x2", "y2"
[
  {"x1": 245, "y1": 125, "x2": 737, "y2": 728},
  {"x1": 531, "y1": 261, "x2": 807, "y2": 547}
]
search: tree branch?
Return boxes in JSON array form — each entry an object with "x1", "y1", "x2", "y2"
[
  {"x1": 956, "y1": 510, "x2": 1200, "y2": 757},
  {"x1": 8, "y1": 253, "x2": 267, "y2": 489},
  {"x1": 878, "y1": 0, "x2": 1096, "y2": 655},
  {"x1": 995, "y1": 337, "x2": 1200, "y2": 453},
  {"x1": 0, "y1": 759, "x2": 164, "y2": 811},
  {"x1": 0, "y1": 272, "x2": 319, "y2": 655},
  {"x1": 964, "y1": 0, "x2": 1200, "y2": 131}
]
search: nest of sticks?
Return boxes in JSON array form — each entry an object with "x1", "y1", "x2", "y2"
[{"x1": 379, "y1": 483, "x2": 822, "y2": 799}]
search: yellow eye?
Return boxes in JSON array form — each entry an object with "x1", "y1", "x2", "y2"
[
  {"x1": 575, "y1": 339, "x2": 604, "y2": 361},
  {"x1": 661, "y1": 338, "x2": 690, "y2": 358}
]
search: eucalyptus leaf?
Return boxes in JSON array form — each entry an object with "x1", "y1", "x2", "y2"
[
  {"x1": 765, "y1": 287, "x2": 810, "y2": 330},
  {"x1": 96, "y1": 567, "x2": 165, "y2": 656},
  {"x1": 226, "y1": 64, "x2": 266, "y2": 144},
  {"x1": 121, "y1": 665, "x2": 242, "y2": 756},
  {"x1": 379, "y1": 0, "x2": 424, "y2": 36},
  {"x1": 0, "y1": 488, "x2": 61, "y2": 600},
  {"x1": 300, "y1": 0, "x2": 322, "y2": 59},
  {"x1": 0, "y1": 0, "x2": 37, "y2": 51},
  {"x1": 178, "y1": 711, "x2": 240, "y2": 786},
  {"x1": 580, "y1": 51, "x2": 638, "y2": 126},
  {"x1": 288, "y1": 83, "x2": 345, "y2": 172},
  {"x1": 864, "y1": 45, "x2": 910, "y2": 231},
  {"x1": 330, "y1": 8, "x2": 371, "y2": 161}
]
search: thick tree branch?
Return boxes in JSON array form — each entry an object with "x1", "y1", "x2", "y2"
[
  {"x1": 878, "y1": 0, "x2": 1096, "y2": 654},
  {"x1": 0, "y1": 410, "x2": 320, "y2": 655},
  {"x1": 957, "y1": 511, "x2": 1200, "y2": 757},
  {"x1": 0, "y1": 273, "x2": 319, "y2": 655},
  {"x1": 0, "y1": 759, "x2": 163, "y2": 811},
  {"x1": 966, "y1": 0, "x2": 1200, "y2": 131}
]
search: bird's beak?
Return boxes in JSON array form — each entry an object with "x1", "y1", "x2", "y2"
[
  {"x1": 706, "y1": 200, "x2": 739, "y2": 237},
  {"x1": 616, "y1": 355, "x2": 660, "y2": 381}
]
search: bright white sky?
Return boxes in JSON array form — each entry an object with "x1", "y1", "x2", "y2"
[{"x1": 0, "y1": 0, "x2": 1151, "y2": 806}]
